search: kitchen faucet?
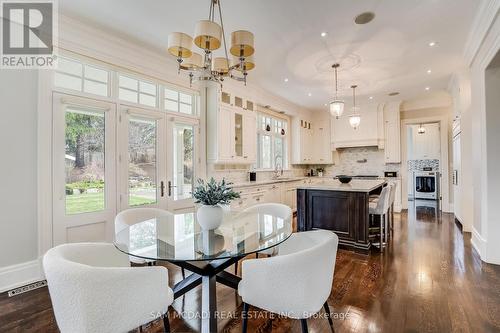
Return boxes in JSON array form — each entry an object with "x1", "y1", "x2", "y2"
[{"x1": 274, "y1": 156, "x2": 284, "y2": 179}]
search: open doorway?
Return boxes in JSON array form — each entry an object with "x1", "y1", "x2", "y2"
[{"x1": 405, "y1": 122, "x2": 441, "y2": 211}]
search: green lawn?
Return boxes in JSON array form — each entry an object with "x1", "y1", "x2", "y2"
[{"x1": 66, "y1": 192, "x2": 155, "y2": 215}]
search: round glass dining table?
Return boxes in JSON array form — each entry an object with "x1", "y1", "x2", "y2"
[{"x1": 114, "y1": 209, "x2": 293, "y2": 333}]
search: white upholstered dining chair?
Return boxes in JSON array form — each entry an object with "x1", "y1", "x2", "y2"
[
  {"x1": 233, "y1": 203, "x2": 293, "y2": 275},
  {"x1": 369, "y1": 185, "x2": 392, "y2": 252},
  {"x1": 43, "y1": 243, "x2": 173, "y2": 333},
  {"x1": 238, "y1": 229, "x2": 339, "y2": 333},
  {"x1": 115, "y1": 208, "x2": 186, "y2": 278}
]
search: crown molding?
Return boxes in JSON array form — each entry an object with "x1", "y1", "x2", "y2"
[{"x1": 463, "y1": 0, "x2": 500, "y2": 66}]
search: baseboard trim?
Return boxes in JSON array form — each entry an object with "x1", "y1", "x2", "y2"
[
  {"x1": 0, "y1": 259, "x2": 43, "y2": 293},
  {"x1": 471, "y1": 227, "x2": 486, "y2": 260}
]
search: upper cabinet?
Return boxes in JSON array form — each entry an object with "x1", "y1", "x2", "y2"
[
  {"x1": 330, "y1": 104, "x2": 384, "y2": 149},
  {"x1": 291, "y1": 117, "x2": 332, "y2": 164},
  {"x1": 206, "y1": 83, "x2": 257, "y2": 164},
  {"x1": 383, "y1": 102, "x2": 401, "y2": 163}
]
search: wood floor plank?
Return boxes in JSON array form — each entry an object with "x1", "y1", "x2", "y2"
[{"x1": 1, "y1": 203, "x2": 500, "y2": 332}]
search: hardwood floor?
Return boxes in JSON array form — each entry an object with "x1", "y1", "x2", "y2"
[{"x1": 2, "y1": 202, "x2": 500, "y2": 332}]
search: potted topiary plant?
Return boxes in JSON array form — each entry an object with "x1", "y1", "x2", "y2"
[{"x1": 193, "y1": 177, "x2": 240, "y2": 230}]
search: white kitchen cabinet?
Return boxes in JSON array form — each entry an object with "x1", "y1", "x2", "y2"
[
  {"x1": 291, "y1": 118, "x2": 314, "y2": 164},
  {"x1": 206, "y1": 83, "x2": 257, "y2": 164},
  {"x1": 384, "y1": 102, "x2": 401, "y2": 163},
  {"x1": 331, "y1": 104, "x2": 384, "y2": 149},
  {"x1": 313, "y1": 125, "x2": 333, "y2": 164}
]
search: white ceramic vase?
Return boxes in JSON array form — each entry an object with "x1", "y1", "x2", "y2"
[{"x1": 197, "y1": 205, "x2": 224, "y2": 230}]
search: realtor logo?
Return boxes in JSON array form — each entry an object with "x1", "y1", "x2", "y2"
[{"x1": 1, "y1": 0, "x2": 57, "y2": 68}]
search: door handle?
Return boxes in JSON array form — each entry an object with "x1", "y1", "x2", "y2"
[
  {"x1": 160, "y1": 181, "x2": 165, "y2": 197},
  {"x1": 168, "y1": 181, "x2": 177, "y2": 197}
]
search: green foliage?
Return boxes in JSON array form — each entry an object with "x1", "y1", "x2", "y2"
[
  {"x1": 193, "y1": 177, "x2": 240, "y2": 206},
  {"x1": 66, "y1": 180, "x2": 105, "y2": 193}
]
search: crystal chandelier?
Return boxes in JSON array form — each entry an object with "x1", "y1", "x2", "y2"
[
  {"x1": 329, "y1": 63, "x2": 344, "y2": 119},
  {"x1": 167, "y1": 0, "x2": 255, "y2": 86},
  {"x1": 349, "y1": 85, "x2": 361, "y2": 129}
]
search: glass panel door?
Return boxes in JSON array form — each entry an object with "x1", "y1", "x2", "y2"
[
  {"x1": 53, "y1": 93, "x2": 116, "y2": 245},
  {"x1": 167, "y1": 118, "x2": 199, "y2": 210},
  {"x1": 118, "y1": 107, "x2": 166, "y2": 210},
  {"x1": 128, "y1": 117, "x2": 158, "y2": 206}
]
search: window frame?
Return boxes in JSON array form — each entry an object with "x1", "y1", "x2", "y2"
[{"x1": 255, "y1": 112, "x2": 289, "y2": 171}]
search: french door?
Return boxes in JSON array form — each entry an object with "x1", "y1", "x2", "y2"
[
  {"x1": 53, "y1": 94, "x2": 199, "y2": 246},
  {"x1": 118, "y1": 106, "x2": 167, "y2": 210},
  {"x1": 52, "y1": 93, "x2": 117, "y2": 245}
]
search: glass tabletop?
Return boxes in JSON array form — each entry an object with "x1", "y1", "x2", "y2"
[{"x1": 114, "y1": 210, "x2": 293, "y2": 262}]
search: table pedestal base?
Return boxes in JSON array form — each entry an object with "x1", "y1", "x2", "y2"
[{"x1": 171, "y1": 257, "x2": 242, "y2": 333}]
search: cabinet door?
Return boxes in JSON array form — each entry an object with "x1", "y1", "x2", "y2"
[
  {"x1": 219, "y1": 106, "x2": 234, "y2": 161},
  {"x1": 385, "y1": 120, "x2": 400, "y2": 163},
  {"x1": 234, "y1": 111, "x2": 244, "y2": 160},
  {"x1": 243, "y1": 112, "x2": 257, "y2": 163},
  {"x1": 315, "y1": 126, "x2": 332, "y2": 164}
]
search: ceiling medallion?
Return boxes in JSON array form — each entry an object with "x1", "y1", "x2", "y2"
[
  {"x1": 167, "y1": 0, "x2": 255, "y2": 86},
  {"x1": 349, "y1": 85, "x2": 361, "y2": 129},
  {"x1": 329, "y1": 63, "x2": 344, "y2": 119}
]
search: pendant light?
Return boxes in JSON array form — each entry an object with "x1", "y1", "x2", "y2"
[
  {"x1": 418, "y1": 124, "x2": 426, "y2": 134},
  {"x1": 329, "y1": 63, "x2": 344, "y2": 119},
  {"x1": 349, "y1": 85, "x2": 361, "y2": 129}
]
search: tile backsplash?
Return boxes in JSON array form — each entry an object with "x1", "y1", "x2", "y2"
[
  {"x1": 208, "y1": 146, "x2": 403, "y2": 182},
  {"x1": 207, "y1": 164, "x2": 306, "y2": 184},
  {"x1": 407, "y1": 159, "x2": 439, "y2": 172},
  {"x1": 315, "y1": 147, "x2": 400, "y2": 177}
]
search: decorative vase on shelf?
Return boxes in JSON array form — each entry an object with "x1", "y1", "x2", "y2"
[
  {"x1": 193, "y1": 177, "x2": 240, "y2": 231},
  {"x1": 197, "y1": 205, "x2": 224, "y2": 230}
]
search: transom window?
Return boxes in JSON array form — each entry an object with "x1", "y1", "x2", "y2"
[
  {"x1": 54, "y1": 57, "x2": 110, "y2": 97},
  {"x1": 118, "y1": 75, "x2": 158, "y2": 107},
  {"x1": 164, "y1": 88, "x2": 196, "y2": 115},
  {"x1": 256, "y1": 113, "x2": 288, "y2": 170}
]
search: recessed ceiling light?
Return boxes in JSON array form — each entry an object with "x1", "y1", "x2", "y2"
[
  {"x1": 284, "y1": 78, "x2": 289, "y2": 82},
  {"x1": 427, "y1": 69, "x2": 432, "y2": 74},
  {"x1": 320, "y1": 32, "x2": 327, "y2": 37},
  {"x1": 369, "y1": 96, "x2": 374, "y2": 100},
  {"x1": 354, "y1": 12, "x2": 375, "y2": 25},
  {"x1": 428, "y1": 41, "x2": 437, "y2": 47},
  {"x1": 425, "y1": 87, "x2": 430, "y2": 91},
  {"x1": 308, "y1": 92, "x2": 312, "y2": 97},
  {"x1": 388, "y1": 92, "x2": 400, "y2": 96},
  {"x1": 324, "y1": 103, "x2": 328, "y2": 106}
]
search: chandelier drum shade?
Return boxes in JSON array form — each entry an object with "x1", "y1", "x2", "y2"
[
  {"x1": 349, "y1": 85, "x2": 361, "y2": 129},
  {"x1": 329, "y1": 63, "x2": 345, "y2": 119},
  {"x1": 167, "y1": 32, "x2": 193, "y2": 58},
  {"x1": 194, "y1": 20, "x2": 222, "y2": 50},
  {"x1": 230, "y1": 30, "x2": 255, "y2": 57},
  {"x1": 167, "y1": 0, "x2": 255, "y2": 86}
]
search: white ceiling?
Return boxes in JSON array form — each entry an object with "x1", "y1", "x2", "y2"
[{"x1": 60, "y1": 0, "x2": 482, "y2": 111}]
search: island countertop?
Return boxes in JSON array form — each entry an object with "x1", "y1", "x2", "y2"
[{"x1": 297, "y1": 179, "x2": 386, "y2": 192}]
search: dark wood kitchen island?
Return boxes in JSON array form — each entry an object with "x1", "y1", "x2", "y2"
[{"x1": 297, "y1": 179, "x2": 386, "y2": 253}]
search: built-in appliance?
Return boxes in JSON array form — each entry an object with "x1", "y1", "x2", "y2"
[{"x1": 414, "y1": 171, "x2": 439, "y2": 200}]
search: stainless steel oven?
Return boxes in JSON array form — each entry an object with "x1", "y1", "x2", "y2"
[{"x1": 414, "y1": 171, "x2": 439, "y2": 200}]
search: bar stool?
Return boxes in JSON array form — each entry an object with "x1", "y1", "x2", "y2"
[
  {"x1": 388, "y1": 182, "x2": 397, "y2": 235},
  {"x1": 369, "y1": 185, "x2": 391, "y2": 252}
]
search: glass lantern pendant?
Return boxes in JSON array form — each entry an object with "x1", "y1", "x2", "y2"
[{"x1": 349, "y1": 85, "x2": 361, "y2": 129}]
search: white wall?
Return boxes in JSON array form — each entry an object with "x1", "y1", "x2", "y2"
[
  {"x1": 460, "y1": 0, "x2": 500, "y2": 264},
  {"x1": 0, "y1": 70, "x2": 39, "y2": 267}
]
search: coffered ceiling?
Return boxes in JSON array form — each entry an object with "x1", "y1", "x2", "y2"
[{"x1": 60, "y1": 0, "x2": 482, "y2": 111}]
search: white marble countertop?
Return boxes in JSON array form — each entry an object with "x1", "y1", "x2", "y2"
[
  {"x1": 231, "y1": 177, "x2": 307, "y2": 188},
  {"x1": 297, "y1": 179, "x2": 387, "y2": 192}
]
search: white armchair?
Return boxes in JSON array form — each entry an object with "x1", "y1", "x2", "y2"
[
  {"x1": 43, "y1": 243, "x2": 173, "y2": 333},
  {"x1": 233, "y1": 203, "x2": 293, "y2": 275},
  {"x1": 238, "y1": 230, "x2": 339, "y2": 332},
  {"x1": 115, "y1": 208, "x2": 186, "y2": 279}
]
